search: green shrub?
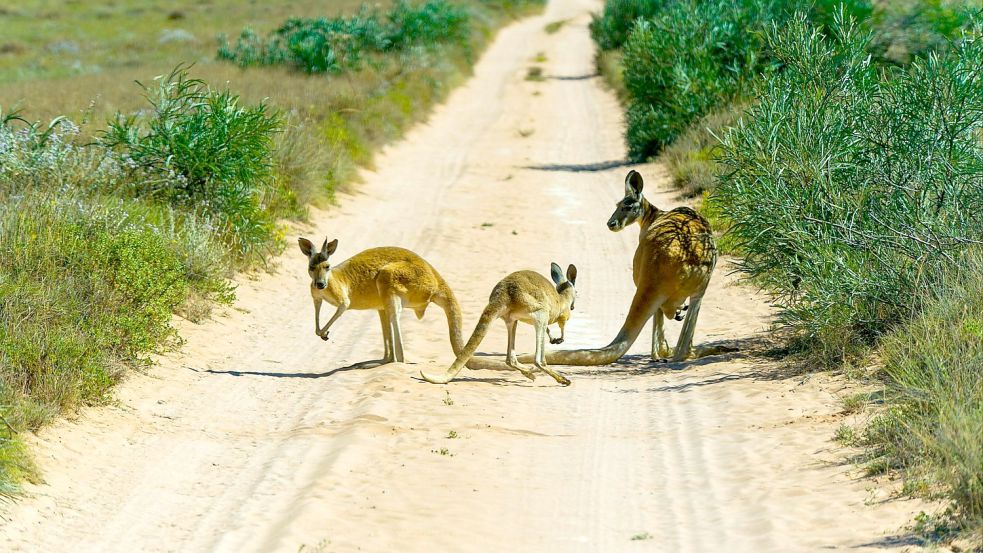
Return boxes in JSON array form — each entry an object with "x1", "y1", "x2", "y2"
[
  {"x1": 864, "y1": 253, "x2": 983, "y2": 536},
  {"x1": 589, "y1": 0, "x2": 664, "y2": 51},
  {"x1": 712, "y1": 15, "x2": 983, "y2": 360},
  {"x1": 218, "y1": 0, "x2": 471, "y2": 74},
  {"x1": 99, "y1": 66, "x2": 283, "y2": 263},
  {"x1": 622, "y1": 0, "x2": 787, "y2": 160}
]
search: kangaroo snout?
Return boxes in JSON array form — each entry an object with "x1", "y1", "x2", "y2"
[{"x1": 315, "y1": 281, "x2": 327, "y2": 290}]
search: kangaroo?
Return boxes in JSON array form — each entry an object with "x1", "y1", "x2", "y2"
[
  {"x1": 537, "y1": 170, "x2": 716, "y2": 365},
  {"x1": 298, "y1": 237, "x2": 509, "y2": 370},
  {"x1": 420, "y1": 263, "x2": 578, "y2": 386}
]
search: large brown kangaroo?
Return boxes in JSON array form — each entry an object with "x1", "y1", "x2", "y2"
[{"x1": 539, "y1": 170, "x2": 716, "y2": 364}]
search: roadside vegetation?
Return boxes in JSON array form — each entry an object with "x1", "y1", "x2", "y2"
[
  {"x1": 589, "y1": 0, "x2": 982, "y2": 544},
  {"x1": 0, "y1": 0, "x2": 544, "y2": 497}
]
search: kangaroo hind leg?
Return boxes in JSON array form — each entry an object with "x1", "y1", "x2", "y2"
[
  {"x1": 378, "y1": 309, "x2": 394, "y2": 362},
  {"x1": 672, "y1": 292, "x2": 706, "y2": 362},
  {"x1": 386, "y1": 295, "x2": 405, "y2": 362},
  {"x1": 652, "y1": 311, "x2": 671, "y2": 361},
  {"x1": 533, "y1": 315, "x2": 570, "y2": 386},
  {"x1": 506, "y1": 320, "x2": 535, "y2": 381}
]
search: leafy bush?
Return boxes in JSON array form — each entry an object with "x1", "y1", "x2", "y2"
[
  {"x1": 863, "y1": 253, "x2": 983, "y2": 536},
  {"x1": 622, "y1": 0, "x2": 787, "y2": 160},
  {"x1": 589, "y1": 0, "x2": 664, "y2": 51},
  {"x1": 712, "y1": 15, "x2": 983, "y2": 359},
  {"x1": 99, "y1": 66, "x2": 282, "y2": 263},
  {"x1": 218, "y1": 0, "x2": 471, "y2": 74}
]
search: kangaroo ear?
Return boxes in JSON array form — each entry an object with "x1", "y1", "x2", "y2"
[
  {"x1": 550, "y1": 262, "x2": 564, "y2": 285},
  {"x1": 322, "y1": 238, "x2": 339, "y2": 256},
  {"x1": 625, "y1": 170, "x2": 643, "y2": 198},
  {"x1": 298, "y1": 237, "x2": 315, "y2": 257},
  {"x1": 566, "y1": 264, "x2": 577, "y2": 285}
]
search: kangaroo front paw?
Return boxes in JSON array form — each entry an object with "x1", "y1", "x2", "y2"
[
  {"x1": 554, "y1": 373, "x2": 571, "y2": 386},
  {"x1": 549, "y1": 337, "x2": 564, "y2": 345}
]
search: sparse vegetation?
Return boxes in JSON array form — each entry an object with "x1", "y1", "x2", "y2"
[{"x1": 858, "y1": 254, "x2": 983, "y2": 538}]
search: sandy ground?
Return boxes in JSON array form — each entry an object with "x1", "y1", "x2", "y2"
[{"x1": 0, "y1": 1, "x2": 933, "y2": 551}]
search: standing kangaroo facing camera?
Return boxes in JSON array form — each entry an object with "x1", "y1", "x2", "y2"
[
  {"x1": 299, "y1": 237, "x2": 511, "y2": 370},
  {"x1": 421, "y1": 263, "x2": 577, "y2": 386},
  {"x1": 531, "y1": 170, "x2": 716, "y2": 365}
]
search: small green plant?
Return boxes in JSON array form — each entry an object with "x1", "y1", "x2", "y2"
[
  {"x1": 544, "y1": 19, "x2": 568, "y2": 34},
  {"x1": 432, "y1": 447, "x2": 453, "y2": 456},
  {"x1": 833, "y1": 424, "x2": 857, "y2": 446},
  {"x1": 442, "y1": 390, "x2": 454, "y2": 406},
  {"x1": 630, "y1": 532, "x2": 652, "y2": 541},
  {"x1": 525, "y1": 66, "x2": 544, "y2": 81},
  {"x1": 447, "y1": 430, "x2": 459, "y2": 439},
  {"x1": 841, "y1": 392, "x2": 870, "y2": 415}
]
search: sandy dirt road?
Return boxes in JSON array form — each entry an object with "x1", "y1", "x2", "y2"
[{"x1": 1, "y1": 1, "x2": 930, "y2": 551}]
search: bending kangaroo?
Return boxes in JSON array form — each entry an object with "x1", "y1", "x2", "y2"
[
  {"x1": 298, "y1": 237, "x2": 508, "y2": 369},
  {"x1": 540, "y1": 170, "x2": 716, "y2": 365},
  {"x1": 421, "y1": 263, "x2": 577, "y2": 386}
]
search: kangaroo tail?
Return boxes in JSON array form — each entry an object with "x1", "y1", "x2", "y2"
[
  {"x1": 523, "y1": 291, "x2": 654, "y2": 366},
  {"x1": 422, "y1": 301, "x2": 503, "y2": 384},
  {"x1": 437, "y1": 288, "x2": 511, "y2": 372}
]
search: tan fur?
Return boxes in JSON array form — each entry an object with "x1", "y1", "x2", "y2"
[
  {"x1": 298, "y1": 238, "x2": 509, "y2": 369},
  {"x1": 420, "y1": 263, "x2": 577, "y2": 385},
  {"x1": 539, "y1": 170, "x2": 716, "y2": 365}
]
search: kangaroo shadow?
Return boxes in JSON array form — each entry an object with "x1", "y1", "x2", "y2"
[
  {"x1": 524, "y1": 159, "x2": 630, "y2": 172},
  {"x1": 200, "y1": 358, "x2": 391, "y2": 379},
  {"x1": 546, "y1": 73, "x2": 598, "y2": 81}
]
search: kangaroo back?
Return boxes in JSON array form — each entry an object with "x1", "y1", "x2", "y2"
[{"x1": 421, "y1": 301, "x2": 503, "y2": 384}]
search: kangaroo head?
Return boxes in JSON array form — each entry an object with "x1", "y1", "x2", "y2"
[
  {"x1": 550, "y1": 262, "x2": 578, "y2": 311},
  {"x1": 607, "y1": 170, "x2": 646, "y2": 232},
  {"x1": 298, "y1": 237, "x2": 338, "y2": 290}
]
